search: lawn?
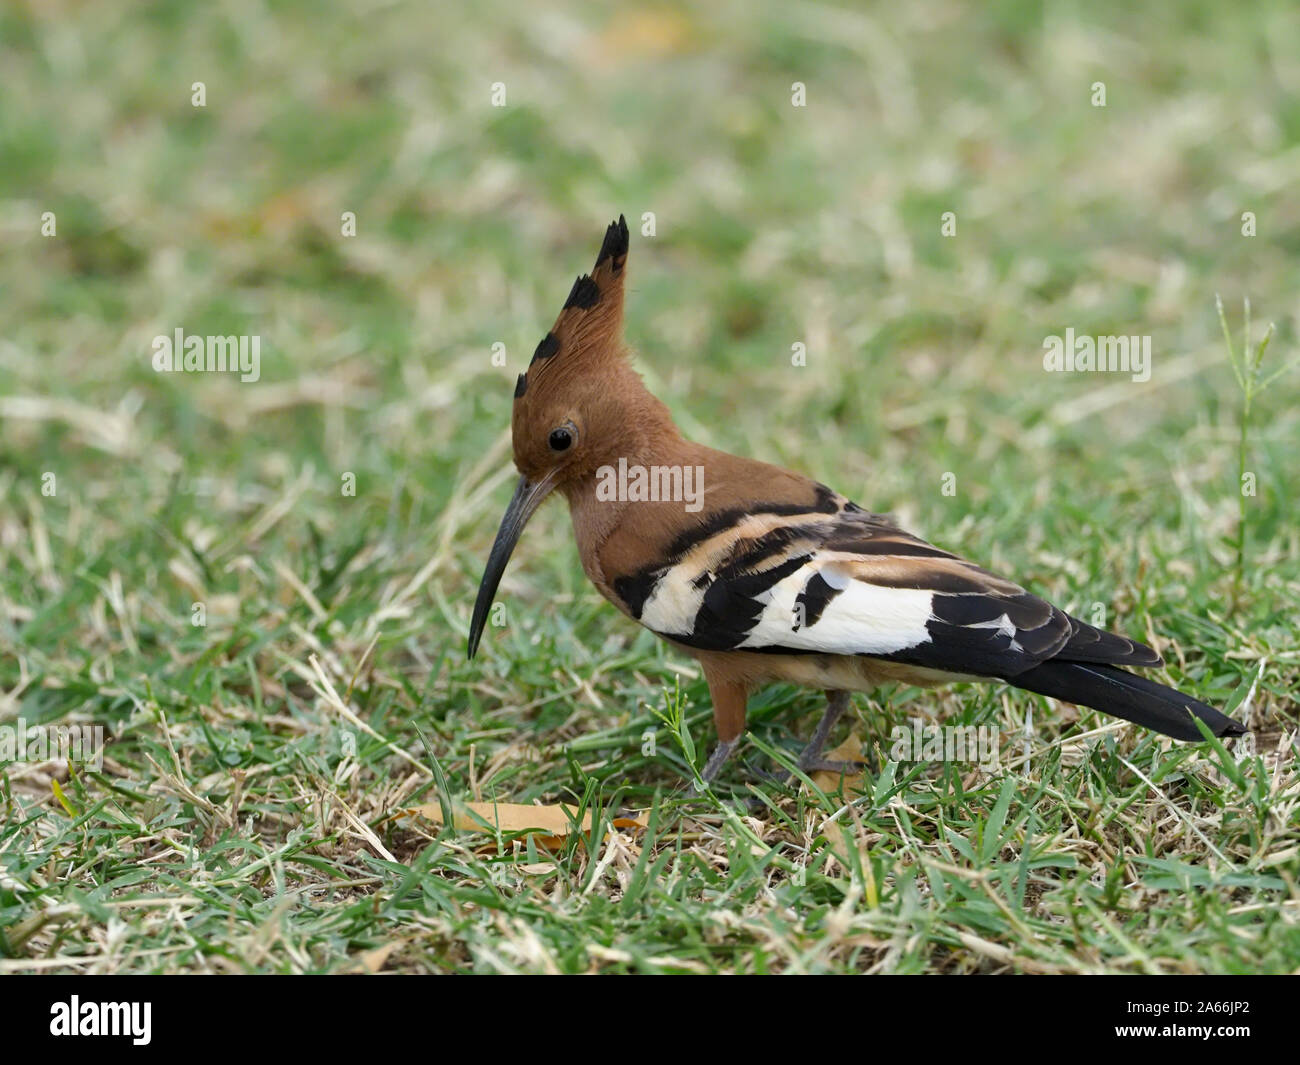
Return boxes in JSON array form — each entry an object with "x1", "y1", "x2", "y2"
[{"x1": 1, "y1": 0, "x2": 1297, "y2": 973}]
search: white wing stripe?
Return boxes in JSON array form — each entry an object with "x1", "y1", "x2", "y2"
[
  {"x1": 737, "y1": 567, "x2": 934, "y2": 654},
  {"x1": 639, "y1": 554, "x2": 937, "y2": 654},
  {"x1": 640, "y1": 565, "x2": 706, "y2": 636}
]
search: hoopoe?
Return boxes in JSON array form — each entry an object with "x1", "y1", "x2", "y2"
[{"x1": 467, "y1": 215, "x2": 1246, "y2": 786}]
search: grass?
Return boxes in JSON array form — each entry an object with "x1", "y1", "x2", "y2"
[{"x1": 1, "y1": 0, "x2": 1298, "y2": 973}]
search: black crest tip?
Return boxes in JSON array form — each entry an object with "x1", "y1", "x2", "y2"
[
  {"x1": 595, "y1": 213, "x2": 630, "y2": 272},
  {"x1": 531, "y1": 332, "x2": 559, "y2": 363},
  {"x1": 563, "y1": 274, "x2": 601, "y2": 310},
  {"x1": 514, "y1": 372, "x2": 528, "y2": 398}
]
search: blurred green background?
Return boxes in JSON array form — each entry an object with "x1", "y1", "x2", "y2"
[{"x1": 0, "y1": 0, "x2": 1296, "y2": 973}]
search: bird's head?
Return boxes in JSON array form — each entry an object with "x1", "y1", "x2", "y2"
[{"x1": 468, "y1": 214, "x2": 673, "y2": 658}]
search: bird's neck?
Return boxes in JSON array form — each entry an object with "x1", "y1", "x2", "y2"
[{"x1": 558, "y1": 387, "x2": 707, "y2": 591}]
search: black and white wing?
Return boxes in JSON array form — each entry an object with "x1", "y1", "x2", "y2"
[{"x1": 613, "y1": 488, "x2": 1160, "y2": 681}]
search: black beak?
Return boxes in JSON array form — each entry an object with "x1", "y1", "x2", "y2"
[{"x1": 467, "y1": 474, "x2": 555, "y2": 659}]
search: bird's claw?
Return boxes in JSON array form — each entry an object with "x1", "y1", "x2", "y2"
[{"x1": 797, "y1": 756, "x2": 870, "y2": 775}]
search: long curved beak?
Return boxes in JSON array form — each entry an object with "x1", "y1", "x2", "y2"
[{"x1": 467, "y1": 473, "x2": 556, "y2": 659}]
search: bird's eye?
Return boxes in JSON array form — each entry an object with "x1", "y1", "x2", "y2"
[{"x1": 548, "y1": 426, "x2": 574, "y2": 452}]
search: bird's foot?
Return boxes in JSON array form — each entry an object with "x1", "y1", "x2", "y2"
[
  {"x1": 691, "y1": 737, "x2": 740, "y2": 795},
  {"x1": 797, "y1": 756, "x2": 870, "y2": 776},
  {"x1": 793, "y1": 690, "x2": 850, "y2": 765},
  {"x1": 741, "y1": 759, "x2": 790, "y2": 786}
]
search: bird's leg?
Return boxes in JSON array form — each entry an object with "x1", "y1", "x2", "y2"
[
  {"x1": 698, "y1": 738, "x2": 740, "y2": 786},
  {"x1": 795, "y1": 689, "x2": 867, "y2": 774},
  {"x1": 691, "y1": 667, "x2": 749, "y2": 794}
]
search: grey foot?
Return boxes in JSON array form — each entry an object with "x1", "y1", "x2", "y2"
[
  {"x1": 798, "y1": 756, "x2": 870, "y2": 775},
  {"x1": 692, "y1": 737, "x2": 740, "y2": 794},
  {"x1": 794, "y1": 689, "x2": 851, "y2": 768},
  {"x1": 759, "y1": 691, "x2": 870, "y2": 789}
]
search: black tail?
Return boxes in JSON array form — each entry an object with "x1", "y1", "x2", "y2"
[{"x1": 1010, "y1": 661, "x2": 1246, "y2": 741}]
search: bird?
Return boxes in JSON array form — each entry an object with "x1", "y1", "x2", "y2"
[{"x1": 467, "y1": 214, "x2": 1247, "y2": 788}]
